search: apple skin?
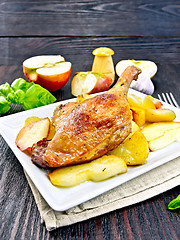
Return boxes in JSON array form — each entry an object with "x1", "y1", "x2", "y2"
[
  {"x1": 36, "y1": 67, "x2": 71, "y2": 91},
  {"x1": 154, "y1": 100, "x2": 163, "y2": 109},
  {"x1": 90, "y1": 75, "x2": 112, "y2": 94},
  {"x1": 23, "y1": 65, "x2": 38, "y2": 83}
]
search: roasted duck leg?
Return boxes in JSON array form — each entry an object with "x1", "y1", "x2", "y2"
[{"x1": 32, "y1": 66, "x2": 141, "y2": 168}]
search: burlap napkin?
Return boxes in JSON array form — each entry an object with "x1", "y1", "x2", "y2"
[{"x1": 25, "y1": 157, "x2": 180, "y2": 231}]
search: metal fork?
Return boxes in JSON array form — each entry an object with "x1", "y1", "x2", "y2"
[{"x1": 157, "y1": 92, "x2": 179, "y2": 108}]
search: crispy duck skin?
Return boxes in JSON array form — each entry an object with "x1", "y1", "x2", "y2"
[
  {"x1": 52, "y1": 102, "x2": 79, "y2": 131},
  {"x1": 34, "y1": 66, "x2": 141, "y2": 168}
]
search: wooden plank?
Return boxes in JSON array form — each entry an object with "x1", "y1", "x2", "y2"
[
  {"x1": 0, "y1": 1, "x2": 179, "y2": 36},
  {"x1": 0, "y1": 37, "x2": 179, "y2": 102},
  {"x1": 0, "y1": 37, "x2": 179, "y2": 65}
]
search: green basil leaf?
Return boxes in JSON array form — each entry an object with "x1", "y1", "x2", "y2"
[
  {"x1": 22, "y1": 84, "x2": 56, "y2": 110},
  {"x1": 168, "y1": 195, "x2": 180, "y2": 210},
  {"x1": 7, "y1": 89, "x2": 25, "y2": 104},
  {"x1": 11, "y1": 78, "x2": 34, "y2": 92},
  {"x1": 0, "y1": 96, "x2": 11, "y2": 114},
  {"x1": 0, "y1": 78, "x2": 56, "y2": 113},
  {"x1": 0, "y1": 83, "x2": 13, "y2": 97}
]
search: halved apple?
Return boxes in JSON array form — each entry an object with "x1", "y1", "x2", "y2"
[
  {"x1": 116, "y1": 60, "x2": 157, "y2": 95},
  {"x1": 23, "y1": 55, "x2": 71, "y2": 91},
  {"x1": 15, "y1": 117, "x2": 50, "y2": 151},
  {"x1": 36, "y1": 62, "x2": 71, "y2": 91},
  {"x1": 71, "y1": 71, "x2": 112, "y2": 96}
]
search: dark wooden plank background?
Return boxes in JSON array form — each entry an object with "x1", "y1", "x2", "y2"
[
  {"x1": 0, "y1": 37, "x2": 179, "y2": 102},
  {"x1": 0, "y1": 0, "x2": 180, "y2": 239},
  {"x1": 0, "y1": 0, "x2": 179, "y2": 36}
]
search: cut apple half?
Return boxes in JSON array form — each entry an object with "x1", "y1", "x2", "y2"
[
  {"x1": 116, "y1": 60, "x2": 157, "y2": 95},
  {"x1": 15, "y1": 117, "x2": 50, "y2": 151},
  {"x1": 36, "y1": 62, "x2": 71, "y2": 91},
  {"x1": 71, "y1": 72, "x2": 112, "y2": 97},
  {"x1": 23, "y1": 55, "x2": 65, "y2": 69},
  {"x1": 23, "y1": 55, "x2": 71, "y2": 91},
  {"x1": 116, "y1": 60, "x2": 157, "y2": 78}
]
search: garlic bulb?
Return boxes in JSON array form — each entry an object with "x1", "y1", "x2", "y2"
[
  {"x1": 130, "y1": 73, "x2": 154, "y2": 95},
  {"x1": 115, "y1": 60, "x2": 157, "y2": 95}
]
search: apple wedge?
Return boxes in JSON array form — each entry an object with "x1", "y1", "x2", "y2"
[
  {"x1": 148, "y1": 128, "x2": 180, "y2": 151},
  {"x1": 15, "y1": 117, "x2": 50, "y2": 151},
  {"x1": 145, "y1": 108, "x2": 176, "y2": 122},
  {"x1": 116, "y1": 60, "x2": 157, "y2": 95},
  {"x1": 71, "y1": 72, "x2": 112, "y2": 96},
  {"x1": 141, "y1": 122, "x2": 180, "y2": 151},
  {"x1": 108, "y1": 132, "x2": 149, "y2": 165},
  {"x1": 49, "y1": 155, "x2": 127, "y2": 187},
  {"x1": 131, "y1": 107, "x2": 146, "y2": 127},
  {"x1": 24, "y1": 116, "x2": 55, "y2": 140},
  {"x1": 141, "y1": 122, "x2": 180, "y2": 141},
  {"x1": 24, "y1": 116, "x2": 41, "y2": 126},
  {"x1": 23, "y1": 55, "x2": 71, "y2": 91}
]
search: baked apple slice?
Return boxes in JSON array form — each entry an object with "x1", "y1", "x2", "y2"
[
  {"x1": 141, "y1": 122, "x2": 180, "y2": 141},
  {"x1": 141, "y1": 122, "x2": 180, "y2": 151},
  {"x1": 148, "y1": 128, "x2": 180, "y2": 151},
  {"x1": 15, "y1": 117, "x2": 50, "y2": 151},
  {"x1": 71, "y1": 71, "x2": 112, "y2": 96}
]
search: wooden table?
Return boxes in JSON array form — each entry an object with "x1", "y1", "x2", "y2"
[{"x1": 0, "y1": 1, "x2": 180, "y2": 239}]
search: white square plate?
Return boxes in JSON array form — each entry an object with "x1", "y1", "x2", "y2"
[{"x1": 0, "y1": 89, "x2": 180, "y2": 211}]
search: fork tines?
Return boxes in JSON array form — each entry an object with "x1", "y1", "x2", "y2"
[{"x1": 158, "y1": 92, "x2": 179, "y2": 108}]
